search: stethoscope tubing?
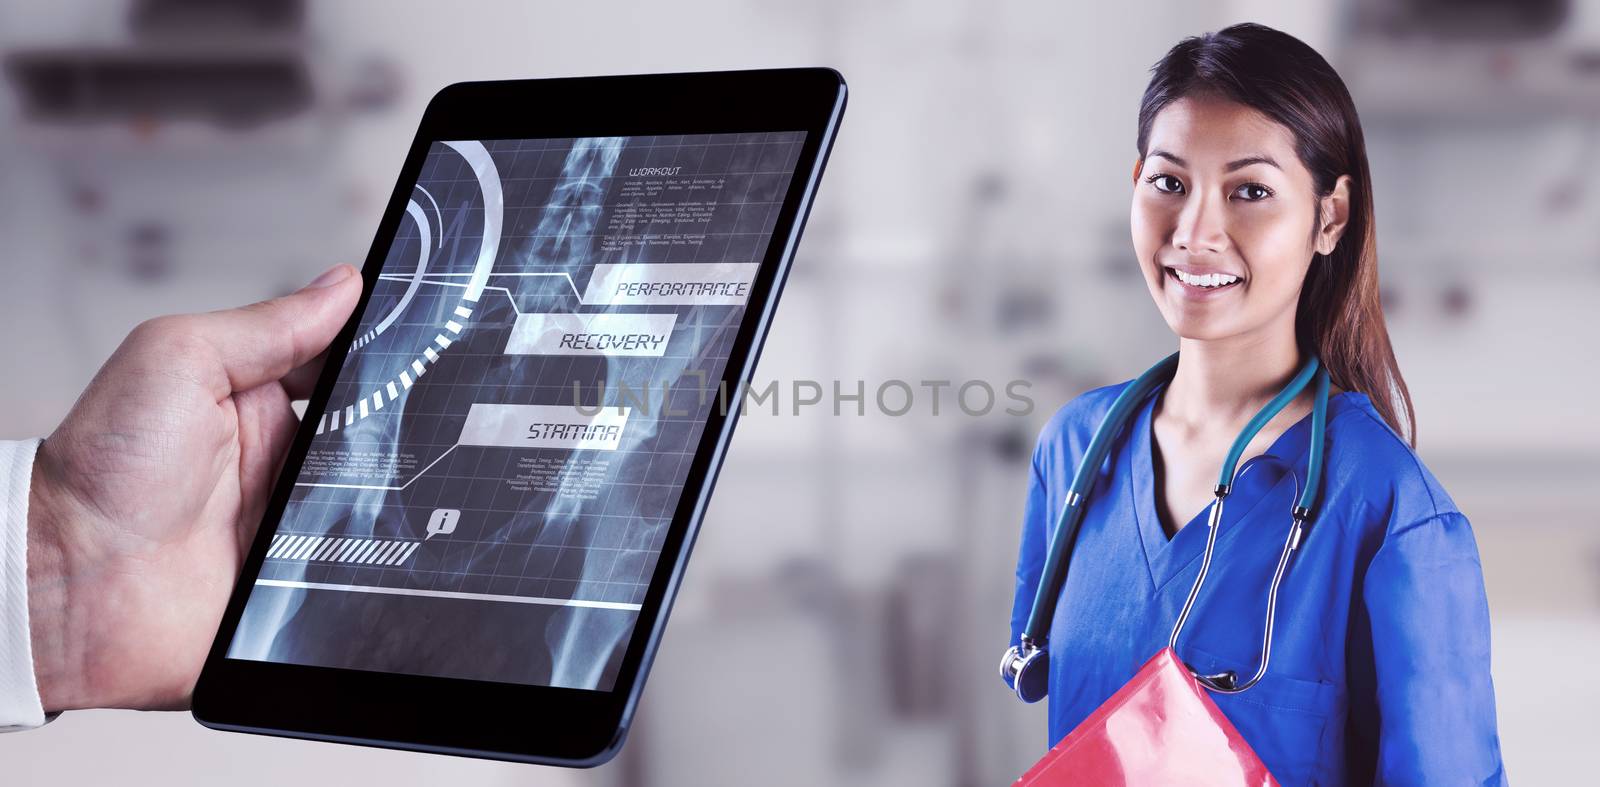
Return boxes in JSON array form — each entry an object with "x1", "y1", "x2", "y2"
[
  {"x1": 1020, "y1": 353, "x2": 1180, "y2": 645},
  {"x1": 1179, "y1": 364, "x2": 1330, "y2": 693},
  {"x1": 1004, "y1": 353, "x2": 1330, "y2": 699}
]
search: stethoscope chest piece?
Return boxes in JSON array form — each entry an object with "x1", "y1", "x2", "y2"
[{"x1": 1000, "y1": 641, "x2": 1050, "y2": 703}]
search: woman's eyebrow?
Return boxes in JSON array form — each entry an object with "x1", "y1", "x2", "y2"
[
  {"x1": 1226, "y1": 155, "x2": 1280, "y2": 172},
  {"x1": 1148, "y1": 149, "x2": 1186, "y2": 166},
  {"x1": 1147, "y1": 150, "x2": 1280, "y2": 172}
]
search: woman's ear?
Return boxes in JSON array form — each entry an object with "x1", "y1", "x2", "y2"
[
  {"x1": 1315, "y1": 175, "x2": 1353, "y2": 255},
  {"x1": 1132, "y1": 158, "x2": 1143, "y2": 184}
]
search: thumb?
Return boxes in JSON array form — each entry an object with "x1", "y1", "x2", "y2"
[{"x1": 187, "y1": 264, "x2": 363, "y2": 397}]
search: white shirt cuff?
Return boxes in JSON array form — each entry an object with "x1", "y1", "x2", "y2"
[{"x1": 0, "y1": 438, "x2": 48, "y2": 731}]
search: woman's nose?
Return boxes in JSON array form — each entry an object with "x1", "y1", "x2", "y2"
[{"x1": 1171, "y1": 192, "x2": 1228, "y2": 254}]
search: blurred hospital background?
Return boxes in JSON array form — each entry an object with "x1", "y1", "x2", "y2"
[{"x1": 1, "y1": 0, "x2": 1596, "y2": 783}]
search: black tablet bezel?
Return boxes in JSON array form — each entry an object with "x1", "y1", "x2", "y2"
[{"x1": 192, "y1": 67, "x2": 846, "y2": 766}]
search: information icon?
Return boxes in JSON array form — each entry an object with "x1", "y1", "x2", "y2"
[{"x1": 426, "y1": 508, "x2": 460, "y2": 540}]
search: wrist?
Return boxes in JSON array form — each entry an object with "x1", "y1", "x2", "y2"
[{"x1": 26, "y1": 441, "x2": 100, "y2": 712}]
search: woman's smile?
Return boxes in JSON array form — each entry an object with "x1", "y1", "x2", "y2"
[{"x1": 1162, "y1": 264, "x2": 1244, "y2": 299}]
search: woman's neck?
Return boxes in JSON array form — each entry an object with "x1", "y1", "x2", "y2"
[{"x1": 1163, "y1": 327, "x2": 1304, "y2": 430}]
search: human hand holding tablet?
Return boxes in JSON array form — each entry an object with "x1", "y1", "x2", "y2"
[
  {"x1": 22, "y1": 265, "x2": 363, "y2": 717},
  {"x1": 190, "y1": 68, "x2": 846, "y2": 764}
]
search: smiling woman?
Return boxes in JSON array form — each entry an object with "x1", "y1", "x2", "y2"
[{"x1": 1006, "y1": 22, "x2": 1506, "y2": 786}]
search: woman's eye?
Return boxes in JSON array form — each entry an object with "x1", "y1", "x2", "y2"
[
  {"x1": 1148, "y1": 174, "x2": 1184, "y2": 194},
  {"x1": 1233, "y1": 183, "x2": 1273, "y2": 201}
]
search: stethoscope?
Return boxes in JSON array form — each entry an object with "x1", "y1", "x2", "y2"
[{"x1": 999, "y1": 352, "x2": 1330, "y2": 703}]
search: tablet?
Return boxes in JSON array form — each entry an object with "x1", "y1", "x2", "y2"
[{"x1": 192, "y1": 68, "x2": 846, "y2": 765}]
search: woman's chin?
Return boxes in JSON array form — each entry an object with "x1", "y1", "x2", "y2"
[{"x1": 1164, "y1": 318, "x2": 1243, "y2": 343}]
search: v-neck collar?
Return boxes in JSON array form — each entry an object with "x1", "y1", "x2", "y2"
[{"x1": 1126, "y1": 383, "x2": 1351, "y2": 594}]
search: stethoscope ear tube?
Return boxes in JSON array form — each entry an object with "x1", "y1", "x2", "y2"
[
  {"x1": 1214, "y1": 356, "x2": 1321, "y2": 493},
  {"x1": 1171, "y1": 364, "x2": 1331, "y2": 694},
  {"x1": 1299, "y1": 366, "x2": 1330, "y2": 515}
]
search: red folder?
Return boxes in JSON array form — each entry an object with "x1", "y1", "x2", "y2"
[{"x1": 1014, "y1": 648, "x2": 1278, "y2": 786}]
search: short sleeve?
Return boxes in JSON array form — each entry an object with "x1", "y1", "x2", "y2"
[{"x1": 1364, "y1": 511, "x2": 1507, "y2": 785}]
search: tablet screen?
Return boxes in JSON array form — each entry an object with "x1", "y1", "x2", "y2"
[{"x1": 227, "y1": 131, "x2": 806, "y2": 691}]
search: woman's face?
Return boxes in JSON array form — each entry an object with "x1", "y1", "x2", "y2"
[{"x1": 1131, "y1": 94, "x2": 1345, "y2": 344}]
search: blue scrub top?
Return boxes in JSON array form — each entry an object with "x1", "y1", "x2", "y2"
[{"x1": 1010, "y1": 381, "x2": 1507, "y2": 785}]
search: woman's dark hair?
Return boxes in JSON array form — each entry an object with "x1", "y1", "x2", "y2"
[{"x1": 1136, "y1": 22, "x2": 1416, "y2": 446}]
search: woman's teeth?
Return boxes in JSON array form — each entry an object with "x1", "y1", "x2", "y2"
[{"x1": 1172, "y1": 269, "x2": 1240, "y2": 289}]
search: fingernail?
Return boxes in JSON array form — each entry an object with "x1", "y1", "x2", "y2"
[{"x1": 303, "y1": 264, "x2": 354, "y2": 290}]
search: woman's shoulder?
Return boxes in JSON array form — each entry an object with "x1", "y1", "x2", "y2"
[
  {"x1": 1032, "y1": 381, "x2": 1136, "y2": 468},
  {"x1": 1323, "y1": 391, "x2": 1463, "y2": 531}
]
